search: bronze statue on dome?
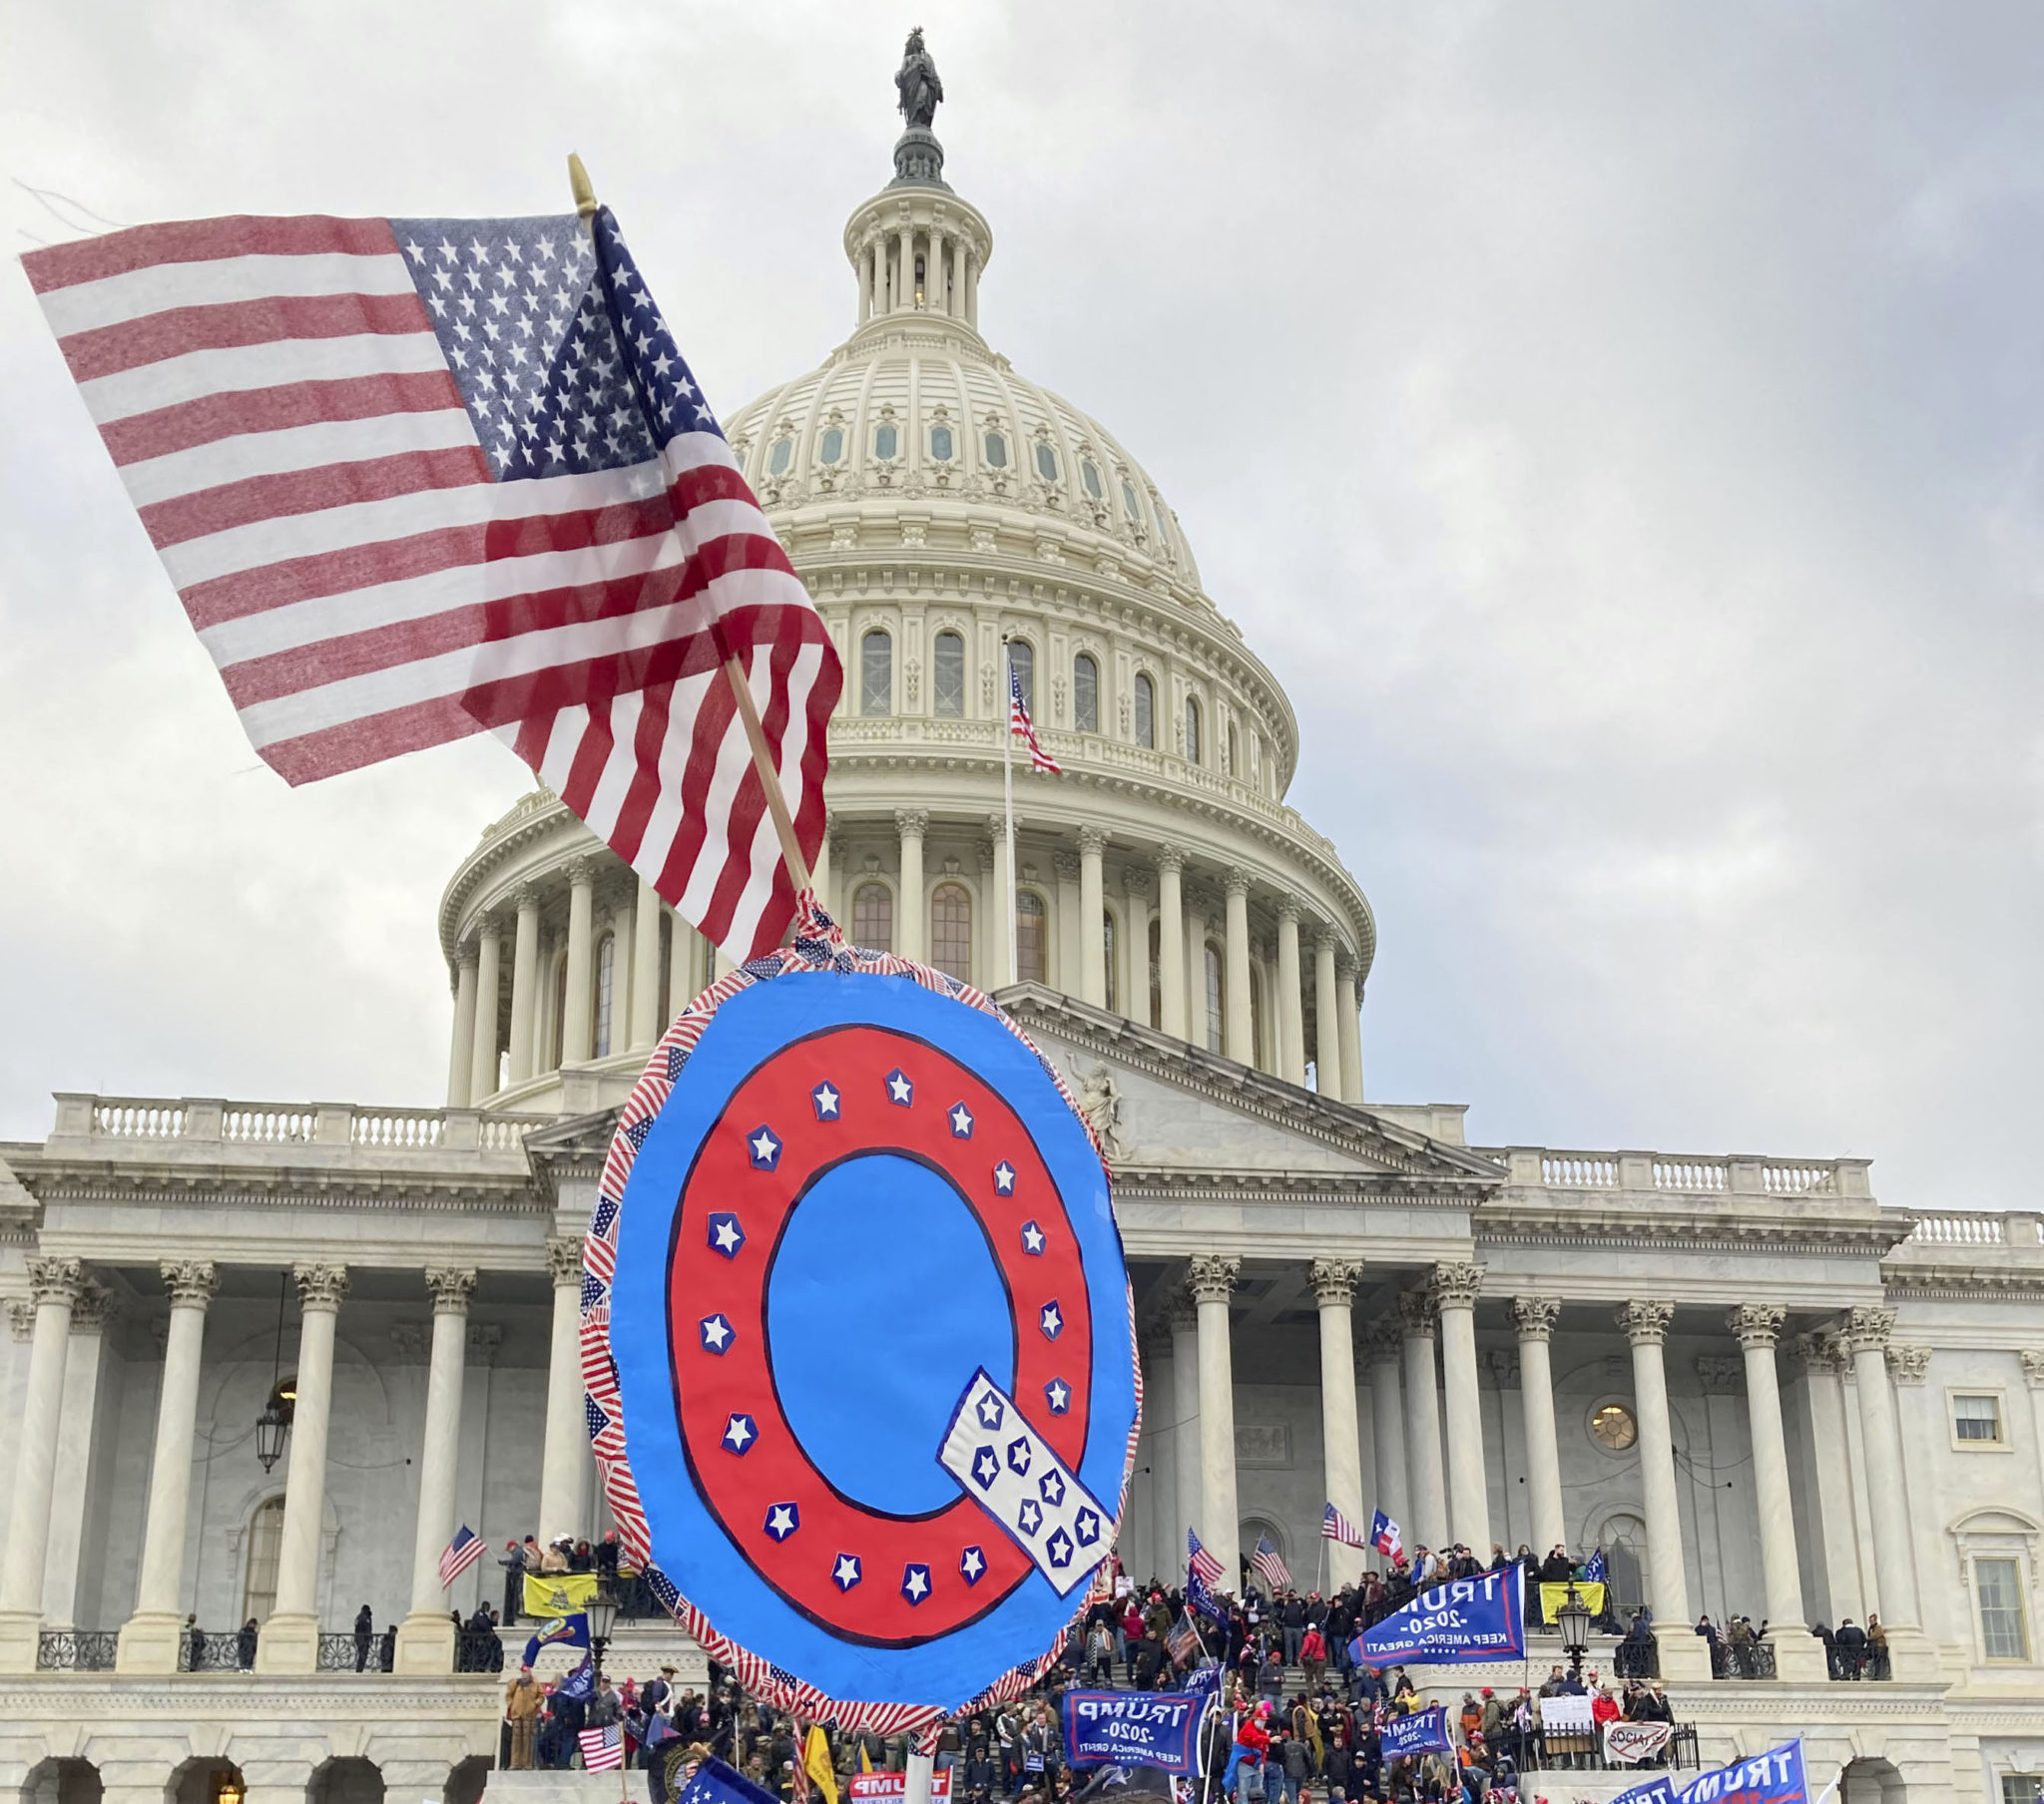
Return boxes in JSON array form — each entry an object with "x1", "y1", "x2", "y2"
[{"x1": 896, "y1": 28, "x2": 943, "y2": 131}]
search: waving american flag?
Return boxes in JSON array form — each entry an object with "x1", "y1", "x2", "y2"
[
  {"x1": 1008, "y1": 663, "x2": 1061, "y2": 773},
  {"x1": 24, "y1": 203, "x2": 839, "y2": 961}
]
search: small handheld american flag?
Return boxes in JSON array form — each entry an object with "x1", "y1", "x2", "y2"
[
  {"x1": 1321, "y1": 1503, "x2": 1368, "y2": 1550},
  {"x1": 579, "y1": 1725, "x2": 624, "y2": 1772},
  {"x1": 1008, "y1": 664, "x2": 1061, "y2": 773},
  {"x1": 438, "y1": 1523, "x2": 484, "y2": 1588},
  {"x1": 1251, "y1": 1534, "x2": 1292, "y2": 1590}
]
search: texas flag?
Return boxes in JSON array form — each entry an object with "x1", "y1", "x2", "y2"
[{"x1": 1369, "y1": 1509, "x2": 1403, "y2": 1560}]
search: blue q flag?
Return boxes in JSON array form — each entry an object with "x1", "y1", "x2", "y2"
[
  {"x1": 1063, "y1": 1689, "x2": 1207, "y2": 1775},
  {"x1": 1380, "y1": 1706, "x2": 1452, "y2": 1760},
  {"x1": 1352, "y1": 1564, "x2": 1526, "y2": 1669},
  {"x1": 1681, "y1": 1741, "x2": 1808, "y2": 1804}
]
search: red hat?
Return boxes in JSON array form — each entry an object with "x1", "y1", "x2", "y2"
[{"x1": 1480, "y1": 1687, "x2": 1493, "y2": 1697}]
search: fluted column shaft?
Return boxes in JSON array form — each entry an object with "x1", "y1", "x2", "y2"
[
  {"x1": 1365, "y1": 1328, "x2": 1409, "y2": 1537},
  {"x1": 1399, "y1": 1294, "x2": 1447, "y2": 1551},
  {"x1": 1156, "y1": 849, "x2": 1187, "y2": 1040},
  {"x1": 446, "y1": 952, "x2": 478, "y2": 1107},
  {"x1": 630, "y1": 877, "x2": 663, "y2": 1050},
  {"x1": 1223, "y1": 872, "x2": 1254, "y2": 1063},
  {"x1": 897, "y1": 227, "x2": 913, "y2": 312},
  {"x1": 257, "y1": 1265, "x2": 348, "y2": 1673},
  {"x1": 929, "y1": 227, "x2": 947, "y2": 314},
  {"x1": 470, "y1": 926, "x2": 503, "y2": 1104},
  {"x1": 397, "y1": 1269, "x2": 477, "y2": 1671},
  {"x1": 1617, "y1": 1302, "x2": 1690, "y2": 1624},
  {"x1": 1276, "y1": 903, "x2": 1305, "y2": 1085},
  {"x1": 1335, "y1": 966, "x2": 1363, "y2": 1104},
  {"x1": 563, "y1": 862, "x2": 596, "y2": 1064},
  {"x1": 1313, "y1": 934, "x2": 1342, "y2": 1097},
  {"x1": 117, "y1": 1263, "x2": 218, "y2": 1671},
  {"x1": 1078, "y1": 829, "x2": 1107, "y2": 1007},
  {"x1": 1435, "y1": 1265, "x2": 1489, "y2": 1551},
  {"x1": 507, "y1": 891, "x2": 541, "y2": 1082},
  {"x1": 0, "y1": 1258, "x2": 82, "y2": 1667},
  {"x1": 897, "y1": 812, "x2": 928, "y2": 963},
  {"x1": 539, "y1": 1238, "x2": 589, "y2": 1541},
  {"x1": 1846, "y1": 1308, "x2": 1920, "y2": 1628},
  {"x1": 1730, "y1": 1307, "x2": 1825, "y2": 1678},
  {"x1": 1189, "y1": 1257, "x2": 1242, "y2": 1589},
  {"x1": 1312, "y1": 1261, "x2": 1365, "y2": 1587},
  {"x1": 1511, "y1": 1298, "x2": 1565, "y2": 1559},
  {"x1": 1169, "y1": 1303, "x2": 1202, "y2": 1577}
]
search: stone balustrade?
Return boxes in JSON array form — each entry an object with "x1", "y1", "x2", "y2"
[
  {"x1": 1483, "y1": 1144, "x2": 1873, "y2": 1200},
  {"x1": 51, "y1": 1096, "x2": 545, "y2": 1164}
]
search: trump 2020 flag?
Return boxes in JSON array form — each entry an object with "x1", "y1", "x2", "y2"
[
  {"x1": 1682, "y1": 1742, "x2": 1808, "y2": 1804},
  {"x1": 1614, "y1": 1780, "x2": 1679, "y2": 1804},
  {"x1": 24, "y1": 205, "x2": 841, "y2": 962},
  {"x1": 1584, "y1": 1546, "x2": 1608, "y2": 1583},
  {"x1": 1352, "y1": 1564, "x2": 1525, "y2": 1669},
  {"x1": 1380, "y1": 1706, "x2": 1451, "y2": 1760}
]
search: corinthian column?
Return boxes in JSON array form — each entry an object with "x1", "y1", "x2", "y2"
[
  {"x1": 1729, "y1": 1305, "x2": 1825, "y2": 1679},
  {"x1": 1276, "y1": 901, "x2": 1305, "y2": 1085},
  {"x1": 507, "y1": 887, "x2": 541, "y2": 1082},
  {"x1": 1510, "y1": 1297, "x2": 1565, "y2": 1560},
  {"x1": 1843, "y1": 1307, "x2": 1925, "y2": 1662},
  {"x1": 256, "y1": 1263, "x2": 349, "y2": 1673},
  {"x1": 396, "y1": 1267, "x2": 477, "y2": 1672},
  {"x1": 1363, "y1": 1324, "x2": 1409, "y2": 1535},
  {"x1": 1078, "y1": 828, "x2": 1108, "y2": 1007},
  {"x1": 1313, "y1": 933, "x2": 1342, "y2": 1097},
  {"x1": 896, "y1": 811, "x2": 929, "y2": 963},
  {"x1": 117, "y1": 1261, "x2": 219, "y2": 1672},
  {"x1": 538, "y1": 1237, "x2": 590, "y2": 1542},
  {"x1": 630, "y1": 877, "x2": 663, "y2": 1052},
  {"x1": 1616, "y1": 1300, "x2": 1707, "y2": 1678},
  {"x1": 1311, "y1": 1260, "x2": 1366, "y2": 1586},
  {"x1": 470, "y1": 920, "x2": 504, "y2": 1104},
  {"x1": 562, "y1": 859, "x2": 597, "y2": 1064},
  {"x1": 1156, "y1": 846, "x2": 1187, "y2": 1040},
  {"x1": 1223, "y1": 870, "x2": 1254, "y2": 1063},
  {"x1": 0, "y1": 1256, "x2": 83, "y2": 1671},
  {"x1": 1188, "y1": 1256, "x2": 1242, "y2": 1590},
  {"x1": 1169, "y1": 1299, "x2": 1202, "y2": 1574},
  {"x1": 446, "y1": 947, "x2": 478, "y2": 1107},
  {"x1": 1433, "y1": 1263, "x2": 1489, "y2": 1553}
]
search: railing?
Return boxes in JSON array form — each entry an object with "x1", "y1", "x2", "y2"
[
  {"x1": 457, "y1": 1626, "x2": 506, "y2": 1672},
  {"x1": 1709, "y1": 1640, "x2": 1778, "y2": 1680},
  {"x1": 1824, "y1": 1644, "x2": 1891, "y2": 1680},
  {"x1": 183, "y1": 1629, "x2": 256, "y2": 1670},
  {"x1": 317, "y1": 1632, "x2": 372, "y2": 1671},
  {"x1": 223, "y1": 1108, "x2": 317, "y2": 1143},
  {"x1": 1909, "y1": 1213, "x2": 2005, "y2": 1245},
  {"x1": 1542, "y1": 1155, "x2": 1619, "y2": 1188},
  {"x1": 37, "y1": 1629, "x2": 118, "y2": 1670},
  {"x1": 66, "y1": 1096, "x2": 546, "y2": 1155},
  {"x1": 351, "y1": 1110, "x2": 445, "y2": 1149},
  {"x1": 1518, "y1": 1722, "x2": 1700, "y2": 1773},
  {"x1": 1612, "y1": 1636, "x2": 1660, "y2": 1680},
  {"x1": 92, "y1": 1102, "x2": 185, "y2": 1137},
  {"x1": 1486, "y1": 1146, "x2": 1868, "y2": 1201},
  {"x1": 1653, "y1": 1160, "x2": 1727, "y2": 1192}
]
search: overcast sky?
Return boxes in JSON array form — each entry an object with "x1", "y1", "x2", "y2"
[{"x1": 3, "y1": 2, "x2": 2039, "y2": 1209}]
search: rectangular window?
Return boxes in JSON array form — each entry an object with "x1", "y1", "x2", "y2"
[
  {"x1": 2002, "y1": 1778, "x2": 2042, "y2": 1804},
  {"x1": 1955, "y1": 1393, "x2": 2004, "y2": 1444},
  {"x1": 1978, "y1": 1557, "x2": 2029, "y2": 1660}
]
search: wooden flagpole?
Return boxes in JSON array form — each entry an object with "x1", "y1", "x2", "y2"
[{"x1": 566, "y1": 154, "x2": 812, "y2": 900}]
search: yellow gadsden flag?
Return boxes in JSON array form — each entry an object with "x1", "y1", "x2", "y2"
[
  {"x1": 803, "y1": 1725, "x2": 838, "y2": 1804},
  {"x1": 524, "y1": 1572, "x2": 600, "y2": 1617}
]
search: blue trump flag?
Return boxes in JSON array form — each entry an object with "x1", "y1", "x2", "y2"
[
  {"x1": 674, "y1": 1758, "x2": 784, "y2": 1804},
  {"x1": 1613, "y1": 1780, "x2": 1678, "y2": 1804},
  {"x1": 1351, "y1": 1565, "x2": 1526, "y2": 1668},
  {"x1": 521, "y1": 1610, "x2": 591, "y2": 1669},
  {"x1": 1682, "y1": 1741, "x2": 1808, "y2": 1804},
  {"x1": 1380, "y1": 1706, "x2": 1452, "y2": 1760},
  {"x1": 556, "y1": 1653, "x2": 596, "y2": 1701},
  {"x1": 1062, "y1": 1688, "x2": 1208, "y2": 1775}
]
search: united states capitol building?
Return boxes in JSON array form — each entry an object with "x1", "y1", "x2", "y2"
[{"x1": 3, "y1": 62, "x2": 2041, "y2": 1804}]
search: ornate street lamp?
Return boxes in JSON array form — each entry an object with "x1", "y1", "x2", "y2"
[
  {"x1": 255, "y1": 1273, "x2": 295, "y2": 1473},
  {"x1": 587, "y1": 1583, "x2": 620, "y2": 1681},
  {"x1": 1557, "y1": 1583, "x2": 1592, "y2": 1680}
]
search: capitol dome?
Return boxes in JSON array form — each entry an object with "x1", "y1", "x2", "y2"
[{"x1": 433, "y1": 106, "x2": 1376, "y2": 1122}]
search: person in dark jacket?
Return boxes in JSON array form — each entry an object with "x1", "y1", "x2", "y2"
[
  {"x1": 1833, "y1": 1617, "x2": 1867, "y2": 1678},
  {"x1": 237, "y1": 1618, "x2": 258, "y2": 1668},
  {"x1": 353, "y1": 1603, "x2": 374, "y2": 1672}
]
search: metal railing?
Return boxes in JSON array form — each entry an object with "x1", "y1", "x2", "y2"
[
  {"x1": 1611, "y1": 1637, "x2": 1661, "y2": 1680},
  {"x1": 457, "y1": 1626, "x2": 507, "y2": 1672},
  {"x1": 1824, "y1": 1644, "x2": 1891, "y2": 1680},
  {"x1": 183, "y1": 1629, "x2": 256, "y2": 1670},
  {"x1": 317, "y1": 1633, "x2": 376, "y2": 1671},
  {"x1": 1709, "y1": 1641, "x2": 1778, "y2": 1680},
  {"x1": 1518, "y1": 1723, "x2": 1700, "y2": 1774},
  {"x1": 36, "y1": 1629, "x2": 119, "y2": 1671}
]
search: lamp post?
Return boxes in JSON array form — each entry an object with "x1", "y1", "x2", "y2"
[
  {"x1": 254, "y1": 1273, "x2": 294, "y2": 1473},
  {"x1": 1557, "y1": 1583, "x2": 1592, "y2": 1681},
  {"x1": 587, "y1": 1583, "x2": 620, "y2": 1683}
]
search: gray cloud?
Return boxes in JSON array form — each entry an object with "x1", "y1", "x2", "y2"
[{"x1": 3, "y1": 1, "x2": 2038, "y2": 1207}]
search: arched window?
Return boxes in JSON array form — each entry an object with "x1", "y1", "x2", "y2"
[
  {"x1": 1134, "y1": 674, "x2": 1155, "y2": 749},
  {"x1": 818, "y1": 426, "x2": 844, "y2": 465},
  {"x1": 1034, "y1": 443, "x2": 1060, "y2": 483},
  {"x1": 852, "y1": 881, "x2": 893, "y2": 952},
  {"x1": 1121, "y1": 478, "x2": 1143, "y2": 523},
  {"x1": 873, "y1": 422, "x2": 899, "y2": 461},
  {"x1": 933, "y1": 631, "x2": 966, "y2": 717},
  {"x1": 1203, "y1": 941, "x2": 1224, "y2": 1052},
  {"x1": 930, "y1": 424, "x2": 954, "y2": 461},
  {"x1": 1081, "y1": 459, "x2": 1104, "y2": 500},
  {"x1": 1226, "y1": 722, "x2": 1240, "y2": 778},
  {"x1": 1073, "y1": 654, "x2": 1099, "y2": 733},
  {"x1": 861, "y1": 629, "x2": 892, "y2": 715},
  {"x1": 1007, "y1": 641, "x2": 1035, "y2": 716},
  {"x1": 1184, "y1": 696, "x2": 1202, "y2": 765},
  {"x1": 593, "y1": 934, "x2": 615, "y2": 1059},
  {"x1": 983, "y1": 430, "x2": 1008, "y2": 469},
  {"x1": 1153, "y1": 501, "x2": 1173, "y2": 555},
  {"x1": 767, "y1": 436, "x2": 792, "y2": 477},
  {"x1": 1147, "y1": 918, "x2": 1162, "y2": 1028},
  {"x1": 1016, "y1": 891, "x2": 1048, "y2": 984},
  {"x1": 931, "y1": 883, "x2": 972, "y2": 980},
  {"x1": 1102, "y1": 910, "x2": 1118, "y2": 1015},
  {"x1": 243, "y1": 1496, "x2": 286, "y2": 1622}
]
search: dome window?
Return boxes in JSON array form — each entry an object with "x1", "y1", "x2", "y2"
[
  {"x1": 933, "y1": 631, "x2": 966, "y2": 718},
  {"x1": 983, "y1": 431, "x2": 1009, "y2": 469},
  {"x1": 819, "y1": 426, "x2": 844, "y2": 466},
  {"x1": 1081, "y1": 459, "x2": 1103, "y2": 501},
  {"x1": 1152, "y1": 502, "x2": 1173, "y2": 554},
  {"x1": 873, "y1": 423, "x2": 899, "y2": 461},
  {"x1": 860, "y1": 628, "x2": 892, "y2": 716},
  {"x1": 1121, "y1": 479, "x2": 1142, "y2": 522},
  {"x1": 767, "y1": 436, "x2": 793, "y2": 477},
  {"x1": 1133, "y1": 674, "x2": 1156, "y2": 749},
  {"x1": 1073, "y1": 654, "x2": 1099, "y2": 734},
  {"x1": 1034, "y1": 443, "x2": 1059, "y2": 483},
  {"x1": 1006, "y1": 640, "x2": 1036, "y2": 716},
  {"x1": 930, "y1": 424, "x2": 954, "y2": 462},
  {"x1": 1184, "y1": 696, "x2": 1203, "y2": 765}
]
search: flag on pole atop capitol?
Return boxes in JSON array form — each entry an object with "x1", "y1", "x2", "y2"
[{"x1": 22, "y1": 183, "x2": 841, "y2": 963}]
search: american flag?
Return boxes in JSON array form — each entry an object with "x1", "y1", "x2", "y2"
[
  {"x1": 1251, "y1": 1534, "x2": 1292, "y2": 1591},
  {"x1": 1008, "y1": 662, "x2": 1060, "y2": 773},
  {"x1": 24, "y1": 206, "x2": 839, "y2": 963},
  {"x1": 1187, "y1": 1528, "x2": 1226, "y2": 1588},
  {"x1": 438, "y1": 1523, "x2": 484, "y2": 1588},
  {"x1": 1321, "y1": 1503, "x2": 1367, "y2": 1550},
  {"x1": 1369, "y1": 1509, "x2": 1403, "y2": 1560},
  {"x1": 578, "y1": 1725, "x2": 624, "y2": 1772},
  {"x1": 1165, "y1": 1610, "x2": 1202, "y2": 1665}
]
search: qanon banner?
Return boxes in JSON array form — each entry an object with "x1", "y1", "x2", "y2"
[{"x1": 581, "y1": 901, "x2": 1141, "y2": 1732}]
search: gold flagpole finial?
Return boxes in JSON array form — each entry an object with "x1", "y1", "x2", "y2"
[{"x1": 567, "y1": 153, "x2": 598, "y2": 223}]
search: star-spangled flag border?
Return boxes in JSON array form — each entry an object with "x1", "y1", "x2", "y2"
[{"x1": 572, "y1": 893, "x2": 1143, "y2": 1737}]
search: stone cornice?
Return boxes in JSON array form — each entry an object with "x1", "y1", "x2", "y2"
[
  {"x1": 25, "y1": 1170, "x2": 547, "y2": 1213},
  {"x1": 1475, "y1": 1212, "x2": 1896, "y2": 1256}
]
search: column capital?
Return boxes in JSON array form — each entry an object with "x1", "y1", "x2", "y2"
[
  {"x1": 1362, "y1": 1320, "x2": 1404, "y2": 1362},
  {"x1": 1276, "y1": 896, "x2": 1301, "y2": 925},
  {"x1": 1308, "y1": 1258, "x2": 1363, "y2": 1307},
  {"x1": 455, "y1": 942, "x2": 479, "y2": 972},
  {"x1": 69, "y1": 1280, "x2": 117, "y2": 1334},
  {"x1": 1615, "y1": 1299, "x2": 1674, "y2": 1346},
  {"x1": 1186, "y1": 1254, "x2": 1240, "y2": 1306},
  {"x1": 894, "y1": 808, "x2": 929, "y2": 840},
  {"x1": 28, "y1": 1256, "x2": 84, "y2": 1307},
  {"x1": 565, "y1": 856, "x2": 596, "y2": 887},
  {"x1": 512, "y1": 884, "x2": 541, "y2": 913},
  {"x1": 1510, "y1": 1295, "x2": 1561, "y2": 1341},
  {"x1": 1843, "y1": 1305, "x2": 1896, "y2": 1353},
  {"x1": 1224, "y1": 866, "x2": 1253, "y2": 899},
  {"x1": 1315, "y1": 927, "x2": 1344, "y2": 957},
  {"x1": 1695, "y1": 1355, "x2": 1744, "y2": 1395},
  {"x1": 985, "y1": 812, "x2": 1007, "y2": 844},
  {"x1": 1077, "y1": 826, "x2": 1109, "y2": 857},
  {"x1": 2018, "y1": 1349, "x2": 2044, "y2": 1391},
  {"x1": 1165, "y1": 1296, "x2": 1201, "y2": 1336},
  {"x1": 1122, "y1": 868, "x2": 1153, "y2": 901},
  {"x1": 1792, "y1": 1331, "x2": 1851, "y2": 1379},
  {"x1": 162, "y1": 1260, "x2": 220, "y2": 1308},
  {"x1": 1431, "y1": 1262, "x2": 1485, "y2": 1310},
  {"x1": 1053, "y1": 850, "x2": 1082, "y2": 882},
  {"x1": 6, "y1": 1299, "x2": 35, "y2": 1342},
  {"x1": 546, "y1": 1235, "x2": 585, "y2": 1287},
  {"x1": 467, "y1": 1322, "x2": 506, "y2": 1367},
  {"x1": 1397, "y1": 1288, "x2": 1438, "y2": 1337},
  {"x1": 1486, "y1": 1349, "x2": 1521, "y2": 1390},
  {"x1": 425, "y1": 1267, "x2": 478, "y2": 1315},
  {"x1": 1886, "y1": 1343, "x2": 1931, "y2": 1386},
  {"x1": 1156, "y1": 842, "x2": 1187, "y2": 876},
  {"x1": 1728, "y1": 1303, "x2": 1786, "y2": 1350},
  {"x1": 293, "y1": 1263, "x2": 350, "y2": 1312}
]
